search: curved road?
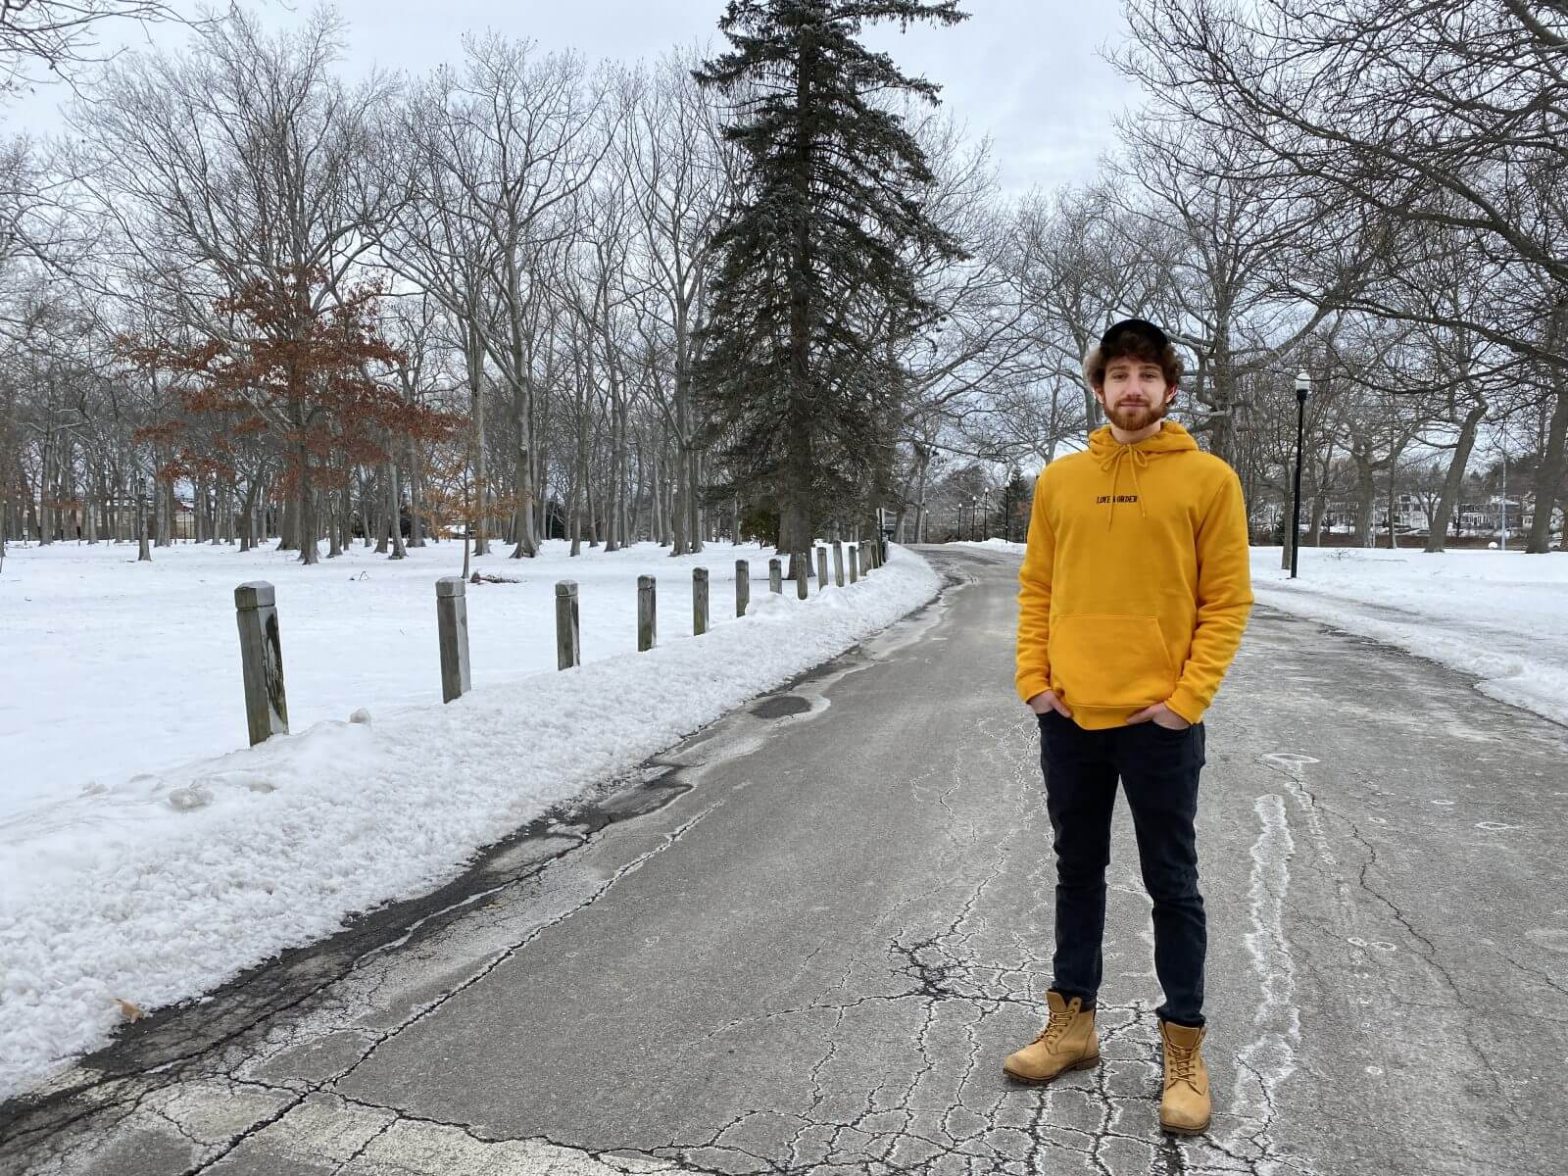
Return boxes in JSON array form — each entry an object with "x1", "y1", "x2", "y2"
[{"x1": 3, "y1": 545, "x2": 1566, "y2": 1176}]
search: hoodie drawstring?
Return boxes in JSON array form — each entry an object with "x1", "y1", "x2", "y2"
[{"x1": 1097, "y1": 444, "x2": 1151, "y2": 529}]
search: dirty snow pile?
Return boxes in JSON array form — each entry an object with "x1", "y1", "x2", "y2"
[{"x1": 0, "y1": 539, "x2": 939, "y2": 1099}]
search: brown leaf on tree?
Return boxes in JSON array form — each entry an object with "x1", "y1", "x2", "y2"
[{"x1": 121, "y1": 266, "x2": 463, "y2": 542}]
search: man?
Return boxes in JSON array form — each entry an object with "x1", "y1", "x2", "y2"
[{"x1": 1003, "y1": 318, "x2": 1253, "y2": 1136}]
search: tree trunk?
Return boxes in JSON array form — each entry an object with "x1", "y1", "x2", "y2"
[
  {"x1": 387, "y1": 458, "x2": 406, "y2": 559},
  {"x1": 240, "y1": 479, "x2": 259, "y2": 552},
  {"x1": 671, "y1": 455, "x2": 689, "y2": 556},
  {"x1": 649, "y1": 446, "x2": 664, "y2": 545},
  {"x1": 137, "y1": 478, "x2": 151, "y2": 562},
  {"x1": 157, "y1": 471, "x2": 174, "y2": 546},
  {"x1": 189, "y1": 474, "x2": 200, "y2": 543},
  {"x1": 298, "y1": 444, "x2": 320, "y2": 564},
  {"x1": 37, "y1": 432, "x2": 54, "y2": 544},
  {"x1": 508, "y1": 362, "x2": 539, "y2": 558},
  {"x1": 468, "y1": 325, "x2": 491, "y2": 558},
  {"x1": 1354, "y1": 454, "x2": 1377, "y2": 547},
  {"x1": 689, "y1": 446, "x2": 705, "y2": 552},
  {"x1": 1526, "y1": 387, "x2": 1568, "y2": 554},
  {"x1": 1387, "y1": 471, "x2": 1399, "y2": 550},
  {"x1": 407, "y1": 441, "x2": 426, "y2": 547},
  {"x1": 634, "y1": 441, "x2": 649, "y2": 546},
  {"x1": 1426, "y1": 401, "x2": 1486, "y2": 553},
  {"x1": 84, "y1": 472, "x2": 98, "y2": 544},
  {"x1": 567, "y1": 469, "x2": 582, "y2": 558},
  {"x1": 604, "y1": 400, "x2": 623, "y2": 553},
  {"x1": 327, "y1": 484, "x2": 343, "y2": 559},
  {"x1": 373, "y1": 463, "x2": 389, "y2": 554}
]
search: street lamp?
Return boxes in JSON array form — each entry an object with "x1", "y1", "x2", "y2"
[{"x1": 1290, "y1": 369, "x2": 1312, "y2": 579}]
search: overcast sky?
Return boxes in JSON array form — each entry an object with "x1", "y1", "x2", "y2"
[{"x1": 8, "y1": 0, "x2": 1137, "y2": 196}]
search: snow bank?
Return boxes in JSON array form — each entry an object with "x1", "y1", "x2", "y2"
[
  {"x1": 0, "y1": 540, "x2": 939, "y2": 1098},
  {"x1": 1250, "y1": 546, "x2": 1568, "y2": 729}
]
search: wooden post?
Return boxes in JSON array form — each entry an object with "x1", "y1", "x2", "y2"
[
  {"x1": 436, "y1": 576, "x2": 471, "y2": 703},
  {"x1": 735, "y1": 559, "x2": 750, "y2": 618},
  {"x1": 235, "y1": 581, "x2": 288, "y2": 744},
  {"x1": 849, "y1": 545, "x2": 859, "y2": 583},
  {"x1": 832, "y1": 540, "x2": 845, "y2": 587},
  {"x1": 638, "y1": 574, "x2": 656, "y2": 652},
  {"x1": 693, "y1": 567, "x2": 710, "y2": 635},
  {"x1": 769, "y1": 557, "x2": 783, "y2": 594},
  {"x1": 816, "y1": 546, "x2": 829, "y2": 592},
  {"x1": 556, "y1": 580, "x2": 580, "y2": 669},
  {"x1": 795, "y1": 552, "x2": 808, "y2": 600}
]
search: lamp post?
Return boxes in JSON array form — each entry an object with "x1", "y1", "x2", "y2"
[{"x1": 1290, "y1": 370, "x2": 1312, "y2": 579}]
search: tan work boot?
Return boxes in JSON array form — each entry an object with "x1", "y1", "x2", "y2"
[
  {"x1": 1159, "y1": 1020, "x2": 1211, "y2": 1135},
  {"x1": 1003, "y1": 991, "x2": 1100, "y2": 1084}
]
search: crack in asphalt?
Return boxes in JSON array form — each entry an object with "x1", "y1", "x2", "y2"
[
  {"x1": 0, "y1": 829, "x2": 594, "y2": 1157},
  {"x1": 18, "y1": 560, "x2": 1563, "y2": 1176},
  {"x1": 1325, "y1": 803, "x2": 1509, "y2": 1101},
  {"x1": 0, "y1": 797, "x2": 735, "y2": 1176}
]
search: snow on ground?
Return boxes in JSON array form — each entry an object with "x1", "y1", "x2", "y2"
[
  {"x1": 0, "y1": 538, "x2": 939, "y2": 1099},
  {"x1": 1250, "y1": 546, "x2": 1568, "y2": 729},
  {"x1": 960, "y1": 537, "x2": 1568, "y2": 728},
  {"x1": 955, "y1": 538, "x2": 1025, "y2": 556}
]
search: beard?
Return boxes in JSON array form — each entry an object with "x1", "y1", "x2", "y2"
[{"x1": 1105, "y1": 396, "x2": 1171, "y2": 432}]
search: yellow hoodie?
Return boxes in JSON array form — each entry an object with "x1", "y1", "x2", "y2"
[{"x1": 1015, "y1": 420, "x2": 1252, "y2": 730}]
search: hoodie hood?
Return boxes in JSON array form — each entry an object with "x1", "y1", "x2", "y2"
[
  {"x1": 1086, "y1": 420, "x2": 1200, "y2": 528},
  {"x1": 1086, "y1": 419, "x2": 1200, "y2": 458}
]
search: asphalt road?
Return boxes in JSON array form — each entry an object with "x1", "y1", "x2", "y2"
[{"x1": 3, "y1": 545, "x2": 1566, "y2": 1176}]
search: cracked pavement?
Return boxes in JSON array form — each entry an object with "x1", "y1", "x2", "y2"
[{"x1": 3, "y1": 545, "x2": 1565, "y2": 1176}]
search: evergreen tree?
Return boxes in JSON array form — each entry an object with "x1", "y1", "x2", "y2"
[
  {"x1": 693, "y1": 0, "x2": 967, "y2": 559},
  {"x1": 1001, "y1": 465, "x2": 1030, "y2": 543}
]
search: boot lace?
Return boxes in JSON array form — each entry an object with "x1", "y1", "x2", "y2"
[
  {"x1": 1165, "y1": 1041, "x2": 1200, "y2": 1091},
  {"x1": 1032, "y1": 1003, "x2": 1076, "y2": 1048}
]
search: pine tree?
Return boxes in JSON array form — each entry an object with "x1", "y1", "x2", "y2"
[
  {"x1": 694, "y1": 0, "x2": 968, "y2": 559},
  {"x1": 1001, "y1": 465, "x2": 1029, "y2": 543}
]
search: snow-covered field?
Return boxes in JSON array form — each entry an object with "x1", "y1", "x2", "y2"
[
  {"x1": 959, "y1": 537, "x2": 1568, "y2": 729},
  {"x1": 0, "y1": 538, "x2": 940, "y2": 1099}
]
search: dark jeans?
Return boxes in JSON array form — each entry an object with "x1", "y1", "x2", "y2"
[{"x1": 1037, "y1": 710, "x2": 1207, "y2": 1026}]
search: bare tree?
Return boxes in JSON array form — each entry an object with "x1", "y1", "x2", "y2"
[
  {"x1": 1108, "y1": 119, "x2": 1345, "y2": 464},
  {"x1": 1120, "y1": 0, "x2": 1568, "y2": 549},
  {"x1": 0, "y1": 0, "x2": 195, "y2": 98},
  {"x1": 68, "y1": 8, "x2": 397, "y2": 563},
  {"x1": 618, "y1": 51, "x2": 737, "y2": 555}
]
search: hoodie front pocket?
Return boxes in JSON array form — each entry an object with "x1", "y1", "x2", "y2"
[{"x1": 1050, "y1": 614, "x2": 1175, "y2": 708}]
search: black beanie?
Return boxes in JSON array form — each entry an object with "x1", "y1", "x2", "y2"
[{"x1": 1100, "y1": 318, "x2": 1170, "y2": 355}]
